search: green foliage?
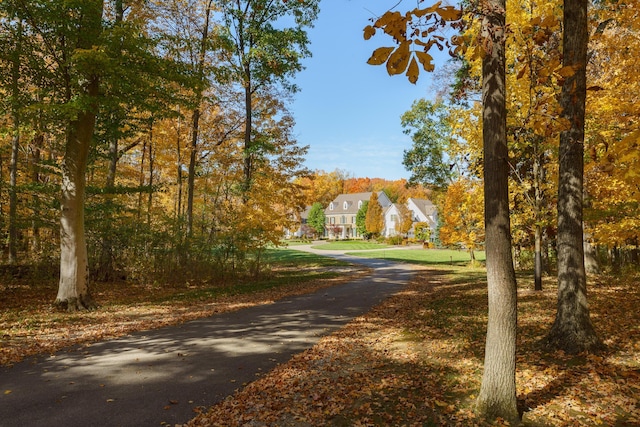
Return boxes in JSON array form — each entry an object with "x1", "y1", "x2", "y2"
[
  {"x1": 307, "y1": 202, "x2": 326, "y2": 237},
  {"x1": 401, "y1": 99, "x2": 456, "y2": 189},
  {"x1": 355, "y1": 200, "x2": 369, "y2": 237}
]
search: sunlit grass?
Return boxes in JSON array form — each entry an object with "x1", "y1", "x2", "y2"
[
  {"x1": 348, "y1": 248, "x2": 486, "y2": 266},
  {"x1": 310, "y1": 241, "x2": 390, "y2": 251}
]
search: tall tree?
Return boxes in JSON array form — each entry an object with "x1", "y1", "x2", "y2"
[
  {"x1": 364, "y1": 6, "x2": 517, "y2": 420},
  {"x1": 544, "y1": 0, "x2": 602, "y2": 353},
  {"x1": 401, "y1": 99, "x2": 456, "y2": 189},
  {"x1": 217, "y1": 0, "x2": 318, "y2": 194},
  {"x1": 55, "y1": 0, "x2": 104, "y2": 310},
  {"x1": 473, "y1": 0, "x2": 519, "y2": 420},
  {"x1": 186, "y1": 0, "x2": 215, "y2": 238}
]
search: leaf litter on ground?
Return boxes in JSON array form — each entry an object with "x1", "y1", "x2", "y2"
[
  {"x1": 2, "y1": 260, "x2": 639, "y2": 426},
  {"x1": 184, "y1": 266, "x2": 640, "y2": 427}
]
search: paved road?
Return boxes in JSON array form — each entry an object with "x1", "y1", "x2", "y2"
[{"x1": 0, "y1": 249, "x2": 414, "y2": 427}]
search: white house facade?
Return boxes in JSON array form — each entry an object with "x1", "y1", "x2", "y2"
[
  {"x1": 324, "y1": 192, "x2": 392, "y2": 239},
  {"x1": 406, "y1": 197, "x2": 438, "y2": 242}
]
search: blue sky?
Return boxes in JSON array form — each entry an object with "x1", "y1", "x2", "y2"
[{"x1": 291, "y1": 0, "x2": 450, "y2": 181}]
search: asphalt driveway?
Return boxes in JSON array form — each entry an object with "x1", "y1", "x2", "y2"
[{"x1": 0, "y1": 249, "x2": 414, "y2": 427}]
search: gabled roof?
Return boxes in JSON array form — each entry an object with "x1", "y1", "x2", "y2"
[
  {"x1": 408, "y1": 198, "x2": 437, "y2": 217},
  {"x1": 384, "y1": 203, "x2": 402, "y2": 216},
  {"x1": 325, "y1": 192, "x2": 391, "y2": 215}
]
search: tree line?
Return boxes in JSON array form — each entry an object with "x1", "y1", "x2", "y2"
[{"x1": 0, "y1": 0, "x2": 319, "y2": 310}]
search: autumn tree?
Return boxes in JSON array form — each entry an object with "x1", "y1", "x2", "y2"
[
  {"x1": 296, "y1": 169, "x2": 348, "y2": 207},
  {"x1": 396, "y1": 203, "x2": 414, "y2": 237},
  {"x1": 216, "y1": 0, "x2": 319, "y2": 194},
  {"x1": 365, "y1": 192, "x2": 384, "y2": 238},
  {"x1": 307, "y1": 202, "x2": 325, "y2": 238},
  {"x1": 585, "y1": 1, "x2": 640, "y2": 268},
  {"x1": 439, "y1": 179, "x2": 484, "y2": 261},
  {"x1": 544, "y1": 0, "x2": 602, "y2": 353},
  {"x1": 365, "y1": 3, "x2": 519, "y2": 422}
]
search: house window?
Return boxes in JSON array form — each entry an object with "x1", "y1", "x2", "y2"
[
  {"x1": 343, "y1": 201, "x2": 348, "y2": 210},
  {"x1": 352, "y1": 216, "x2": 356, "y2": 224},
  {"x1": 391, "y1": 214, "x2": 398, "y2": 223},
  {"x1": 329, "y1": 202, "x2": 334, "y2": 211},
  {"x1": 330, "y1": 217, "x2": 335, "y2": 224},
  {"x1": 358, "y1": 200, "x2": 362, "y2": 209},
  {"x1": 341, "y1": 216, "x2": 346, "y2": 224}
]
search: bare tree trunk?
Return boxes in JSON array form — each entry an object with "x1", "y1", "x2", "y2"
[
  {"x1": 544, "y1": 0, "x2": 602, "y2": 354},
  {"x1": 475, "y1": 0, "x2": 519, "y2": 422}
]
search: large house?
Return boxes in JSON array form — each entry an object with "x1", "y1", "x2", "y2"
[
  {"x1": 324, "y1": 192, "x2": 391, "y2": 239},
  {"x1": 406, "y1": 198, "x2": 438, "y2": 242},
  {"x1": 322, "y1": 193, "x2": 438, "y2": 241}
]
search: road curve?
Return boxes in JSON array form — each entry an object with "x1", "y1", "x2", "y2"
[{"x1": 0, "y1": 247, "x2": 413, "y2": 427}]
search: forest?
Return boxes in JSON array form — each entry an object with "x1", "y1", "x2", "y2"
[{"x1": 1, "y1": 0, "x2": 639, "y2": 424}]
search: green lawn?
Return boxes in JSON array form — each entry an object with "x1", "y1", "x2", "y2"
[
  {"x1": 263, "y1": 248, "x2": 351, "y2": 267},
  {"x1": 310, "y1": 241, "x2": 390, "y2": 251},
  {"x1": 346, "y1": 248, "x2": 486, "y2": 266}
]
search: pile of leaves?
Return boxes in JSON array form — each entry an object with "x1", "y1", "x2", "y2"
[{"x1": 186, "y1": 266, "x2": 640, "y2": 426}]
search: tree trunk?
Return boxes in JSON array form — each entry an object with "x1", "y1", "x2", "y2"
[
  {"x1": 186, "y1": 107, "x2": 200, "y2": 237},
  {"x1": 544, "y1": 0, "x2": 602, "y2": 354},
  {"x1": 56, "y1": 107, "x2": 98, "y2": 311},
  {"x1": 8, "y1": 19, "x2": 23, "y2": 265},
  {"x1": 533, "y1": 149, "x2": 543, "y2": 290},
  {"x1": 475, "y1": 0, "x2": 519, "y2": 422},
  {"x1": 30, "y1": 134, "x2": 44, "y2": 255},
  {"x1": 186, "y1": 0, "x2": 213, "y2": 237},
  {"x1": 55, "y1": 0, "x2": 103, "y2": 311},
  {"x1": 243, "y1": 73, "x2": 253, "y2": 195},
  {"x1": 147, "y1": 129, "x2": 154, "y2": 225}
]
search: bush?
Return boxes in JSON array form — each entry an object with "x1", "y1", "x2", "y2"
[{"x1": 386, "y1": 235, "x2": 404, "y2": 246}]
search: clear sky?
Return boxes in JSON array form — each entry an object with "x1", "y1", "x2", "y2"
[{"x1": 291, "y1": 0, "x2": 449, "y2": 181}]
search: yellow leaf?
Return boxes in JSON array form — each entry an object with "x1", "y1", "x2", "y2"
[
  {"x1": 367, "y1": 46, "x2": 394, "y2": 66},
  {"x1": 363, "y1": 25, "x2": 376, "y2": 40},
  {"x1": 406, "y1": 56, "x2": 419, "y2": 83},
  {"x1": 386, "y1": 42, "x2": 411, "y2": 75},
  {"x1": 435, "y1": 399, "x2": 448, "y2": 407},
  {"x1": 4, "y1": 390, "x2": 11, "y2": 395},
  {"x1": 415, "y1": 50, "x2": 435, "y2": 72}
]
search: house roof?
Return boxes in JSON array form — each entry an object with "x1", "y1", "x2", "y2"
[
  {"x1": 384, "y1": 203, "x2": 402, "y2": 215},
  {"x1": 325, "y1": 192, "x2": 391, "y2": 215},
  {"x1": 408, "y1": 198, "x2": 437, "y2": 224},
  {"x1": 299, "y1": 205, "x2": 312, "y2": 220}
]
